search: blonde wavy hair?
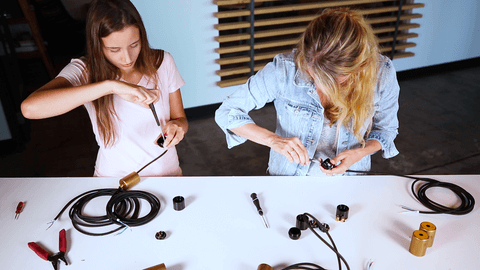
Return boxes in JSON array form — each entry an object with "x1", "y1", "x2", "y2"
[{"x1": 295, "y1": 8, "x2": 379, "y2": 145}]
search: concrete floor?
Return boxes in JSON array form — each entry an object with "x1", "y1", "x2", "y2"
[{"x1": 1, "y1": 60, "x2": 479, "y2": 177}]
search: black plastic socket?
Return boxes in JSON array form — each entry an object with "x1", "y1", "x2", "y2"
[
  {"x1": 288, "y1": 227, "x2": 301, "y2": 240},
  {"x1": 296, "y1": 214, "x2": 309, "y2": 230},
  {"x1": 321, "y1": 158, "x2": 334, "y2": 170},
  {"x1": 173, "y1": 196, "x2": 185, "y2": 211}
]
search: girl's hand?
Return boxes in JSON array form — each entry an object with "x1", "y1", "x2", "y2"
[
  {"x1": 269, "y1": 135, "x2": 309, "y2": 165},
  {"x1": 112, "y1": 81, "x2": 158, "y2": 108},
  {"x1": 157, "y1": 118, "x2": 187, "y2": 148}
]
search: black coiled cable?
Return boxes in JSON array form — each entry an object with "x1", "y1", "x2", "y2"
[
  {"x1": 347, "y1": 170, "x2": 475, "y2": 215},
  {"x1": 50, "y1": 187, "x2": 161, "y2": 236}
]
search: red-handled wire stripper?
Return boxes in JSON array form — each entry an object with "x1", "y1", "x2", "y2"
[{"x1": 28, "y1": 229, "x2": 68, "y2": 270}]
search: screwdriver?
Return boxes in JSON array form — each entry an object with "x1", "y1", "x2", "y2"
[
  {"x1": 149, "y1": 103, "x2": 167, "y2": 147},
  {"x1": 15, "y1": 201, "x2": 25, "y2": 220},
  {"x1": 250, "y1": 193, "x2": 269, "y2": 228}
]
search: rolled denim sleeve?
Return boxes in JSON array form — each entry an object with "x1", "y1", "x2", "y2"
[
  {"x1": 215, "y1": 55, "x2": 285, "y2": 149},
  {"x1": 367, "y1": 57, "x2": 400, "y2": 159}
]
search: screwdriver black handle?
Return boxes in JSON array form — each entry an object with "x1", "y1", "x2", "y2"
[{"x1": 251, "y1": 193, "x2": 264, "y2": 216}]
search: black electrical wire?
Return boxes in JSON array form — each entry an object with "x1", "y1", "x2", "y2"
[
  {"x1": 281, "y1": 213, "x2": 349, "y2": 270},
  {"x1": 48, "y1": 151, "x2": 167, "y2": 235},
  {"x1": 48, "y1": 187, "x2": 160, "y2": 236},
  {"x1": 346, "y1": 170, "x2": 475, "y2": 215}
]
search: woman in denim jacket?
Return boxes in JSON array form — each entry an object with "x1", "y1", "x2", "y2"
[{"x1": 215, "y1": 8, "x2": 400, "y2": 176}]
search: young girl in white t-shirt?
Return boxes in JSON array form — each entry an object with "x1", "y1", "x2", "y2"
[{"x1": 21, "y1": 0, "x2": 188, "y2": 177}]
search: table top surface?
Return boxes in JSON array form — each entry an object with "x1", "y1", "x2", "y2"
[{"x1": 1, "y1": 175, "x2": 479, "y2": 270}]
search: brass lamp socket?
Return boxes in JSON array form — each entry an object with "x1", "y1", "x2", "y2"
[
  {"x1": 257, "y1": 263, "x2": 273, "y2": 270},
  {"x1": 119, "y1": 172, "x2": 141, "y2": 190},
  {"x1": 409, "y1": 230, "x2": 429, "y2": 257},
  {"x1": 143, "y1": 263, "x2": 166, "y2": 270},
  {"x1": 419, "y1": 221, "x2": 436, "y2": 248}
]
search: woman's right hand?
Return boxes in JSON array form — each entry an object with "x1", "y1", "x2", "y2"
[
  {"x1": 111, "y1": 81, "x2": 159, "y2": 108},
  {"x1": 269, "y1": 135, "x2": 310, "y2": 165}
]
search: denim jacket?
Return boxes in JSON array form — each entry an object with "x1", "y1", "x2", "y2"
[{"x1": 215, "y1": 52, "x2": 400, "y2": 176}]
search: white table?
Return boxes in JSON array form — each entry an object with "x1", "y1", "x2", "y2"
[{"x1": 1, "y1": 175, "x2": 479, "y2": 270}]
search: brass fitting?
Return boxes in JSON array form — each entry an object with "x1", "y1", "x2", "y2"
[
  {"x1": 409, "y1": 230, "x2": 429, "y2": 257},
  {"x1": 119, "y1": 172, "x2": 140, "y2": 190},
  {"x1": 419, "y1": 221, "x2": 436, "y2": 248},
  {"x1": 143, "y1": 263, "x2": 166, "y2": 270},
  {"x1": 257, "y1": 264, "x2": 273, "y2": 270}
]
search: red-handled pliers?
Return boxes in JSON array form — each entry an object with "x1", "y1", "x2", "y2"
[{"x1": 28, "y1": 229, "x2": 68, "y2": 270}]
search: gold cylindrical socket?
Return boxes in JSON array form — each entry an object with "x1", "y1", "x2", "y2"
[
  {"x1": 143, "y1": 263, "x2": 166, "y2": 270},
  {"x1": 257, "y1": 263, "x2": 273, "y2": 270},
  {"x1": 409, "y1": 230, "x2": 429, "y2": 257},
  {"x1": 119, "y1": 172, "x2": 140, "y2": 190},
  {"x1": 419, "y1": 221, "x2": 436, "y2": 248}
]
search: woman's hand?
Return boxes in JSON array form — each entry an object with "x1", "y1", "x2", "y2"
[
  {"x1": 269, "y1": 135, "x2": 310, "y2": 165},
  {"x1": 111, "y1": 81, "x2": 158, "y2": 108},
  {"x1": 158, "y1": 118, "x2": 187, "y2": 149},
  {"x1": 319, "y1": 140, "x2": 382, "y2": 176}
]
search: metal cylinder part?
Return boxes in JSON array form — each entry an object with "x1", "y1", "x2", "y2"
[
  {"x1": 336, "y1": 204, "x2": 349, "y2": 222},
  {"x1": 257, "y1": 263, "x2": 273, "y2": 270},
  {"x1": 419, "y1": 221, "x2": 436, "y2": 248},
  {"x1": 143, "y1": 263, "x2": 167, "y2": 270},
  {"x1": 409, "y1": 230, "x2": 429, "y2": 257},
  {"x1": 173, "y1": 196, "x2": 185, "y2": 211},
  {"x1": 119, "y1": 172, "x2": 141, "y2": 190}
]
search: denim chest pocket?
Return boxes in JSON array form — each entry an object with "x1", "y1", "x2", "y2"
[{"x1": 284, "y1": 101, "x2": 316, "y2": 118}]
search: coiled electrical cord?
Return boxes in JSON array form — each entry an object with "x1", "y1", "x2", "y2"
[
  {"x1": 347, "y1": 170, "x2": 475, "y2": 215},
  {"x1": 281, "y1": 213, "x2": 349, "y2": 270},
  {"x1": 48, "y1": 187, "x2": 161, "y2": 236},
  {"x1": 47, "y1": 151, "x2": 167, "y2": 236}
]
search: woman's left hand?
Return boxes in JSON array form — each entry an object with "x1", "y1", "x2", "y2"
[
  {"x1": 319, "y1": 140, "x2": 382, "y2": 176},
  {"x1": 319, "y1": 149, "x2": 364, "y2": 176},
  {"x1": 157, "y1": 118, "x2": 187, "y2": 148}
]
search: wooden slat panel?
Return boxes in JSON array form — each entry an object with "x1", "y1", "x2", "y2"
[
  {"x1": 379, "y1": 42, "x2": 416, "y2": 53},
  {"x1": 392, "y1": 52, "x2": 415, "y2": 59},
  {"x1": 216, "y1": 26, "x2": 306, "y2": 43},
  {"x1": 216, "y1": 49, "x2": 291, "y2": 65},
  {"x1": 376, "y1": 33, "x2": 418, "y2": 43},
  {"x1": 214, "y1": 0, "x2": 398, "y2": 19},
  {"x1": 373, "y1": 23, "x2": 420, "y2": 34},
  {"x1": 216, "y1": 55, "x2": 251, "y2": 65},
  {"x1": 215, "y1": 13, "x2": 423, "y2": 31},
  {"x1": 216, "y1": 63, "x2": 265, "y2": 77},
  {"x1": 366, "y1": 13, "x2": 422, "y2": 24},
  {"x1": 216, "y1": 45, "x2": 251, "y2": 54},
  {"x1": 217, "y1": 77, "x2": 249, "y2": 87},
  {"x1": 215, "y1": 0, "x2": 282, "y2": 6},
  {"x1": 357, "y1": 4, "x2": 425, "y2": 16}
]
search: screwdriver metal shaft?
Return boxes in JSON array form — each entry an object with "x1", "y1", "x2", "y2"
[
  {"x1": 251, "y1": 193, "x2": 269, "y2": 228},
  {"x1": 149, "y1": 103, "x2": 167, "y2": 144}
]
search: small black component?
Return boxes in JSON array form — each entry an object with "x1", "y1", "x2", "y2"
[
  {"x1": 319, "y1": 222, "x2": 330, "y2": 233},
  {"x1": 336, "y1": 204, "x2": 349, "y2": 222},
  {"x1": 173, "y1": 196, "x2": 185, "y2": 211},
  {"x1": 157, "y1": 135, "x2": 167, "y2": 148},
  {"x1": 321, "y1": 158, "x2": 334, "y2": 170},
  {"x1": 155, "y1": 231, "x2": 167, "y2": 240},
  {"x1": 296, "y1": 214, "x2": 309, "y2": 230},
  {"x1": 288, "y1": 227, "x2": 301, "y2": 240}
]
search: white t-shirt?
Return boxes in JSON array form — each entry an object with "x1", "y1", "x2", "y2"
[{"x1": 57, "y1": 52, "x2": 185, "y2": 177}]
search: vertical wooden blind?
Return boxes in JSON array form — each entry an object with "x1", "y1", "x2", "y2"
[{"x1": 214, "y1": 0, "x2": 424, "y2": 87}]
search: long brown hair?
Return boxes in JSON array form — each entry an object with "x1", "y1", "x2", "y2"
[
  {"x1": 295, "y1": 8, "x2": 379, "y2": 145},
  {"x1": 85, "y1": 0, "x2": 163, "y2": 147}
]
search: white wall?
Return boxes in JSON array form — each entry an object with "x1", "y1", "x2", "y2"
[{"x1": 133, "y1": 0, "x2": 480, "y2": 109}]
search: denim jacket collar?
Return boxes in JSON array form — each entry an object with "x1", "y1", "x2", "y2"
[{"x1": 293, "y1": 69, "x2": 322, "y2": 107}]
